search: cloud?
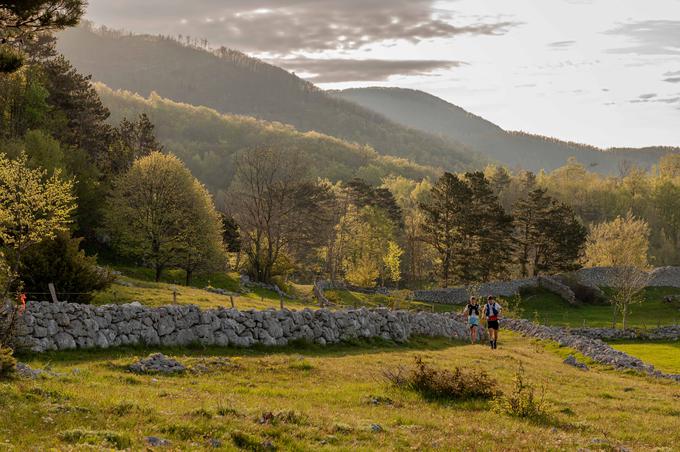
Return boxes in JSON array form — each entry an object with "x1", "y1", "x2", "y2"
[
  {"x1": 630, "y1": 92, "x2": 680, "y2": 105},
  {"x1": 547, "y1": 40, "x2": 576, "y2": 50},
  {"x1": 664, "y1": 70, "x2": 680, "y2": 83},
  {"x1": 605, "y1": 20, "x2": 680, "y2": 55},
  {"x1": 85, "y1": 0, "x2": 517, "y2": 55},
  {"x1": 267, "y1": 57, "x2": 463, "y2": 83}
]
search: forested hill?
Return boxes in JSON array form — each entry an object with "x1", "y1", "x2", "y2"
[
  {"x1": 56, "y1": 25, "x2": 480, "y2": 172},
  {"x1": 332, "y1": 87, "x2": 679, "y2": 174},
  {"x1": 95, "y1": 84, "x2": 436, "y2": 194}
]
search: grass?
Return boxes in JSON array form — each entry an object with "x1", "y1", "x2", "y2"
[
  {"x1": 3, "y1": 333, "x2": 679, "y2": 450},
  {"x1": 325, "y1": 289, "x2": 457, "y2": 313},
  {"x1": 610, "y1": 341, "x2": 680, "y2": 374},
  {"x1": 511, "y1": 287, "x2": 680, "y2": 328}
]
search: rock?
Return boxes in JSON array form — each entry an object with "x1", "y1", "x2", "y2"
[
  {"x1": 563, "y1": 354, "x2": 589, "y2": 371},
  {"x1": 145, "y1": 436, "x2": 171, "y2": 447},
  {"x1": 129, "y1": 354, "x2": 186, "y2": 374},
  {"x1": 15, "y1": 362, "x2": 42, "y2": 379},
  {"x1": 370, "y1": 423, "x2": 383, "y2": 433}
]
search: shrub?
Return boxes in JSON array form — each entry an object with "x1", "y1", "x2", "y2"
[
  {"x1": 384, "y1": 356, "x2": 500, "y2": 401},
  {"x1": 59, "y1": 429, "x2": 131, "y2": 449},
  {"x1": 19, "y1": 232, "x2": 114, "y2": 303},
  {"x1": 492, "y1": 363, "x2": 549, "y2": 419},
  {"x1": 0, "y1": 346, "x2": 16, "y2": 380}
]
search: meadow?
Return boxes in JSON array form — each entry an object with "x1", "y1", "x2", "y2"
[{"x1": 3, "y1": 333, "x2": 679, "y2": 450}]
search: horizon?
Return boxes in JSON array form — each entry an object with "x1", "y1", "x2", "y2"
[{"x1": 81, "y1": 0, "x2": 680, "y2": 149}]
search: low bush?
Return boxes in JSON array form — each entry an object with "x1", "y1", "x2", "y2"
[
  {"x1": 0, "y1": 346, "x2": 16, "y2": 380},
  {"x1": 492, "y1": 363, "x2": 549, "y2": 419},
  {"x1": 384, "y1": 356, "x2": 500, "y2": 401},
  {"x1": 59, "y1": 429, "x2": 132, "y2": 449}
]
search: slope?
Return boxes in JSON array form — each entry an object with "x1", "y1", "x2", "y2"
[
  {"x1": 332, "y1": 87, "x2": 678, "y2": 174},
  {"x1": 95, "y1": 84, "x2": 436, "y2": 193},
  {"x1": 56, "y1": 25, "x2": 480, "y2": 172}
]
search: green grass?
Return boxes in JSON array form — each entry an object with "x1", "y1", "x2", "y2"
[
  {"x1": 3, "y1": 333, "x2": 679, "y2": 450},
  {"x1": 511, "y1": 287, "x2": 680, "y2": 328},
  {"x1": 610, "y1": 341, "x2": 680, "y2": 374},
  {"x1": 325, "y1": 289, "x2": 457, "y2": 313}
]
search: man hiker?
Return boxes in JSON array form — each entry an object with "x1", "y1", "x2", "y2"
[
  {"x1": 483, "y1": 295, "x2": 502, "y2": 349},
  {"x1": 462, "y1": 296, "x2": 481, "y2": 344}
]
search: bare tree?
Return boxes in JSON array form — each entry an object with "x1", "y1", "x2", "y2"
[
  {"x1": 609, "y1": 266, "x2": 651, "y2": 330},
  {"x1": 227, "y1": 147, "x2": 334, "y2": 283}
]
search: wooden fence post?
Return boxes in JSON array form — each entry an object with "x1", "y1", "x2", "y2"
[
  {"x1": 230, "y1": 295, "x2": 235, "y2": 309},
  {"x1": 48, "y1": 283, "x2": 59, "y2": 303}
]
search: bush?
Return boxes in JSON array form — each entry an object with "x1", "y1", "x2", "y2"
[
  {"x1": 0, "y1": 346, "x2": 16, "y2": 379},
  {"x1": 492, "y1": 363, "x2": 549, "y2": 419},
  {"x1": 384, "y1": 356, "x2": 500, "y2": 401},
  {"x1": 19, "y1": 232, "x2": 114, "y2": 303}
]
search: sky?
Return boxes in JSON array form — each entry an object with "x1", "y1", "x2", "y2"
[{"x1": 83, "y1": 0, "x2": 680, "y2": 148}]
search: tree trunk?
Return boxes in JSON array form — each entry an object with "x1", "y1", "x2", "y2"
[
  {"x1": 622, "y1": 304, "x2": 628, "y2": 330},
  {"x1": 155, "y1": 265, "x2": 163, "y2": 282},
  {"x1": 185, "y1": 269, "x2": 192, "y2": 286}
]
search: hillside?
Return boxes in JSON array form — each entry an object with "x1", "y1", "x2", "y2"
[
  {"x1": 95, "y1": 84, "x2": 436, "y2": 192},
  {"x1": 56, "y1": 25, "x2": 480, "y2": 172},
  {"x1": 332, "y1": 87, "x2": 679, "y2": 173}
]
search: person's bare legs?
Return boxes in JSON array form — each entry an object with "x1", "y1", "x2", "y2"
[{"x1": 470, "y1": 325, "x2": 477, "y2": 344}]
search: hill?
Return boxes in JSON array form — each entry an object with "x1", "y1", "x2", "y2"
[
  {"x1": 331, "y1": 87, "x2": 679, "y2": 173},
  {"x1": 56, "y1": 25, "x2": 480, "y2": 172},
  {"x1": 95, "y1": 84, "x2": 436, "y2": 192}
]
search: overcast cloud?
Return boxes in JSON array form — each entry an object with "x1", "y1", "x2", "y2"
[{"x1": 83, "y1": 0, "x2": 680, "y2": 148}]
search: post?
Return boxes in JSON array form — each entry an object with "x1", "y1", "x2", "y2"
[
  {"x1": 172, "y1": 287, "x2": 177, "y2": 304},
  {"x1": 279, "y1": 294, "x2": 284, "y2": 310},
  {"x1": 230, "y1": 295, "x2": 235, "y2": 309},
  {"x1": 48, "y1": 283, "x2": 58, "y2": 303}
]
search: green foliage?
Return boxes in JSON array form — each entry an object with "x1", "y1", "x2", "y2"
[
  {"x1": 19, "y1": 232, "x2": 113, "y2": 303},
  {"x1": 492, "y1": 364, "x2": 549, "y2": 419},
  {"x1": 0, "y1": 346, "x2": 16, "y2": 380},
  {"x1": 420, "y1": 171, "x2": 513, "y2": 285},
  {"x1": 105, "y1": 152, "x2": 224, "y2": 282},
  {"x1": 513, "y1": 187, "x2": 587, "y2": 277},
  {"x1": 0, "y1": 1, "x2": 85, "y2": 73},
  {"x1": 384, "y1": 356, "x2": 500, "y2": 401}
]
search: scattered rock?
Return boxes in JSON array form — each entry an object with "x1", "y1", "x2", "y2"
[
  {"x1": 207, "y1": 438, "x2": 222, "y2": 448},
  {"x1": 129, "y1": 354, "x2": 186, "y2": 374},
  {"x1": 15, "y1": 362, "x2": 43, "y2": 379},
  {"x1": 563, "y1": 355, "x2": 589, "y2": 371},
  {"x1": 370, "y1": 423, "x2": 383, "y2": 433},
  {"x1": 145, "y1": 436, "x2": 171, "y2": 447}
]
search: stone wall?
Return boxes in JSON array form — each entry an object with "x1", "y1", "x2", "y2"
[
  {"x1": 11, "y1": 301, "x2": 469, "y2": 353},
  {"x1": 410, "y1": 266, "x2": 680, "y2": 305}
]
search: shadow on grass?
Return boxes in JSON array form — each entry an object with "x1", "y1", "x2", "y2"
[{"x1": 16, "y1": 337, "x2": 468, "y2": 365}]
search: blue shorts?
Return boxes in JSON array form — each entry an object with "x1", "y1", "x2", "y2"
[{"x1": 468, "y1": 317, "x2": 479, "y2": 327}]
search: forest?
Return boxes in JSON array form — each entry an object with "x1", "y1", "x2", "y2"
[{"x1": 0, "y1": 2, "x2": 678, "y2": 308}]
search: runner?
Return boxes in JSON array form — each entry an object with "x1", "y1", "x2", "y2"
[
  {"x1": 483, "y1": 295, "x2": 502, "y2": 349},
  {"x1": 462, "y1": 296, "x2": 481, "y2": 344}
]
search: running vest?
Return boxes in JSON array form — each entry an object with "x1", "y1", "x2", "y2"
[
  {"x1": 467, "y1": 304, "x2": 480, "y2": 317},
  {"x1": 485, "y1": 303, "x2": 499, "y2": 321}
]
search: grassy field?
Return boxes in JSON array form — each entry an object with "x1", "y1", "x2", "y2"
[
  {"x1": 610, "y1": 341, "x2": 680, "y2": 374},
  {"x1": 324, "y1": 290, "x2": 456, "y2": 313},
  {"x1": 3, "y1": 333, "x2": 679, "y2": 450},
  {"x1": 512, "y1": 287, "x2": 680, "y2": 328}
]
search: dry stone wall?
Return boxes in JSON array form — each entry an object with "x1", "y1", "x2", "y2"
[
  {"x1": 411, "y1": 266, "x2": 680, "y2": 305},
  {"x1": 11, "y1": 301, "x2": 470, "y2": 353}
]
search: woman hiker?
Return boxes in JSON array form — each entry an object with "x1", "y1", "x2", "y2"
[
  {"x1": 462, "y1": 296, "x2": 481, "y2": 344},
  {"x1": 483, "y1": 295, "x2": 502, "y2": 349}
]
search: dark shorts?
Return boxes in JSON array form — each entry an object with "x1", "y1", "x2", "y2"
[{"x1": 487, "y1": 320, "x2": 499, "y2": 330}]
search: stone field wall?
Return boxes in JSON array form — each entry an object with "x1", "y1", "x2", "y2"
[
  {"x1": 411, "y1": 266, "x2": 680, "y2": 305},
  {"x1": 11, "y1": 301, "x2": 470, "y2": 353}
]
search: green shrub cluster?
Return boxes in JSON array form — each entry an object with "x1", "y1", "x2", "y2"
[
  {"x1": 0, "y1": 346, "x2": 16, "y2": 380},
  {"x1": 492, "y1": 363, "x2": 549, "y2": 419}
]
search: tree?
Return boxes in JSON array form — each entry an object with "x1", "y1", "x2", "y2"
[
  {"x1": 584, "y1": 212, "x2": 651, "y2": 329},
  {"x1": 419, "y1": 172, "x2": 472, "y2": 286},
  {"x1": 383, "y1": 241, "x2": 404, "y2": 286},
  {"x1": 0, "y1": 1, "x2": 85, "y2": 73},
  {"x1": 177, "y1": 179, "x2": 226, "y2": 286},
  {"x1": 228, "y1": 147, "x2": 335, "y2": 283},
  {"x1": 584, "y1": 212, "x2": 650, "y2": 269},
  {"x1": 0, "y1": 152, "x2": 75, "y2": 295},
  {"x1": 513, "y1": 188, "x2": 587, "y2": 277},
  {"x1": 20, "y1": 231, "x2": 113, "y2": 303},
  {"x1": 105, "y1": 152, "x2": 220, "y2": 282},
  {"x1": 420, "y1": 172, "x2": 513, "y2": 285}
]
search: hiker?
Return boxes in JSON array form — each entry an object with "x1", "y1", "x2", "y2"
[
  {"x1": 462, "y1": 296, "x2": 481, "y2": 344},
  {"x1": 483, "y1": 295, "x2": 502, "y2": 349}
]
